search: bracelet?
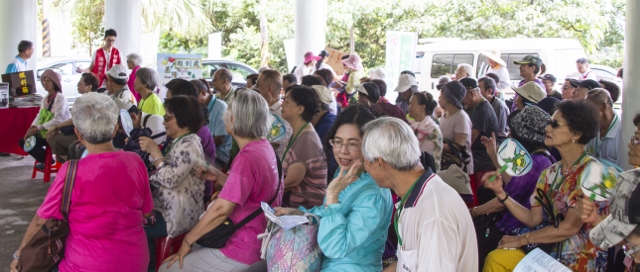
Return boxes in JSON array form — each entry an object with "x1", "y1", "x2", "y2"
[
  {"x1": 183, "y1": 237, "x2": 193, "y2": 247},
  {"x1": 13, "y1": 251, "x2": 19, "y2": 260},
  {"x1": 152, "y1": 156, "x2": 165, "y2": 163},
  {"x1": 523, "y1": 233, "x2": 531, "y2": 245},
  {"x1": 497, "y1": 193, "x2": 509, "y2": 204}
]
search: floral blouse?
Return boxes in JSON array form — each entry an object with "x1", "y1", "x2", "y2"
[
  {"x1": 151, "y1": 133, "x2": 205, "y2": 237},
  {"x1": 529, "y1": 154, "x2": 610, "y2": 271},
  {"x1": 410, "y1": 117, "x2": 443, "y2": 171}
]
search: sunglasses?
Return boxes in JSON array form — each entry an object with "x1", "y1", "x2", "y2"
[{"x1": 547, "y1": 119, "x2": 566, "y2": 129}]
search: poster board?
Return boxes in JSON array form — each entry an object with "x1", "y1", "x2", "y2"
[
  {"x1": 324, "y1": 47, "x2": 348, "y2": 77},
  {"x1": 156, "y1": 54, "x2": 202, "y2": 99},
  {"x1": 385, "y1": 31, "x2": 417, "y2": 97},
  {"x1": 1, "y1": 70, "x2": 37, "y2": 97}
]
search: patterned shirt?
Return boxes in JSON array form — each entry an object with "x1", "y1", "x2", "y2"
[
  {"x1": 282, "y1": 130, "x2": 327, "y2": 209},
  {"x1": 410, "y1": 116, "x2": 443, "y2": 171}
]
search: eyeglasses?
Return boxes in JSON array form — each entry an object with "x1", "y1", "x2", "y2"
[
  {"x1": 164, "y1": 115, "x2": 175, "y2": 122},
  {"x1": 631, "y1": 136, "x2": 640, "y2": 145},
  {"x1": 547, "y1": 119, "x2": 567, "y2": 129},
  {"x1": 623, "y1": 243, "x2": 640, "y2": 257},
  {"x1": 329, "y1": 139, "x2": 361, "y2": 151}
]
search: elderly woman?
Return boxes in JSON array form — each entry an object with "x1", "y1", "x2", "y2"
[
  {"x1": 127, "y1": 53, "x2": 143, "y2": 102},
  {"x1": 438, "y1": 81, "x2": 473, "y2": 174},
  {"x1": 105, "y1": 64, "x2": 135, "y2": 104},
  {"x1": 77, "y1": 72, "x2": 99, "y2": 94},
  {"x1": 135, "y1": 67, "x2": 164, "y2": 116},
  {"x1": 160, "y1": 90, "x2": 282, "y2": 272},
  {"x1": 10, "y1": 93, "x2": 153, "y2": 272},
  {"x1": 276, "y1": 105, "x2": 393, "y2": 271},
  {"x1": 474, "y1": 106, "x2": 555, "y2": 269},
  {"x1": 408, "y1": 91, "x2": 442, "y2": 171},
  {"x1": 281, "y1": 85, "x2": 327, "y2": 209},
  {"x1": 482, "y1": 100, "x2": 609, "y2": 271},
  {"x1": 139, "y1": 95, "x2": 206, "y2": 271},
  {"x1": 19, "y1": 69, "x2": 71, "y2": 169}
]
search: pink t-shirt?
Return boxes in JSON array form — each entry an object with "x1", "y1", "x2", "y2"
[
  {"x1": 219, "y1": 139, "x2": 283, "y2": 264},
  {"x1": 37, "y1": 151, "x2": 153, "y2": 272}
]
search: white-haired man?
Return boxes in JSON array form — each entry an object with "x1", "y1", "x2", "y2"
[
  {"x1": 362, "y1": 117, "x2": 477, "y2": 272},
  {"x1": 456, "y1": 63, "x2": 474, "y2": 80}
]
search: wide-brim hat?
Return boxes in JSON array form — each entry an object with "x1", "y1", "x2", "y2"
[
  {"x1": 513, "y1": 81, "x2": 546, "y2": 103},
  {"x1": 437, "y1": 165, "x2": 472, "y2": 195},
  {"x1": 480, "y1": 50, "x2": 506, "y2": 66},
  {"x1": 341, "y1": 53, "x2": 364, "y2": 71},
  {"x1": 304, "y1": 51, "x2": 321, "y2": 64},
  {"x1": 441, "y1": 81, "x2": 466, "y2": 109},
  {"x1": 41, "y1": 69, "x2": 62, "y2": 91},
  {"x1": 310, "y1": 85, "x2": 334, "y2": 106}
]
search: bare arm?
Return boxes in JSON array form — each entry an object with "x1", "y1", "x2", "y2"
[
  {"x1": 15, "y1": 214, "x2": 47, "y2": 256},
  {"x1": 483, "y1": 173, "x2": 544, "y2": 228},
  {"x1": 471, "y1": 129, "x2": 480, "y2": 146},
  {"x1": 471, "y1": 197, "x2": 505, "y2": 216},
  {"x1": 443, "y1": 133, "x2": 468, "y2": 152},
  {"x1": 283, "y1": 162, "x2": 307, "y2": 191}
]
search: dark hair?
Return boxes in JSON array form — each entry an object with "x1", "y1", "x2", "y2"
[
  {"x1": 108, "y1": 75, "x2": 127, "y2": 86},
  {"x1": 506, "y1": 110, "x2": 547, "y2": 153},
  {"x1": 361, "y1": 82, "x2": 380, "y2": 104},
  {"x1": 314, "y1": 69, "x2": 333, "y2": 87},
  {"x1": 166, "y1": 78, "x2": 198, "y2": 98},
  {"x1": 315, "y1": 50, "x2": 329, "y2": 70},
  {"x1": 81, "y1": 72, "x2": 99, "y2": 92},
  {"x1": 478, "y1": 76, "x2": 497, "y2": 95},
  {"x1": 246, "y1": 74, "x2": 259, "y2": 86},
  {"x1": 323, "y1": 104, "x2": 377, "y2": 154},
  {"x1": 104, "y1": 29, "x2": 117, "y2": 39},
  {"x1": 341, "y1": 54, "x2": 350, "y2": 60},
  {"x1": 301, "y1": 75, "x2": 326, "y2": 87},
  {"x1": 576, "y1": 57, "x2": 589, "y2": 65},
  {"x1": 633, "y1": 112, "x2": 640, "y2": 126},
  {"x1": 371, "y1": 79, "x2": 387, "y2": 97},
  {"x1": 284, "y1": 84, "x2": 296, "y2": 94},
  {"x1": 617, "y1": 68, "x2": 623, "y2": 79},
  {"x1": 400, "y1": 70, "x2": 416, "y2": 78},
  {"x1": 190, "y1": 79, "x2": 209, "y2": 94},
  {"x1": 598, "y1": 79, "x2": 620, "y2": 103},
  {"x1": 18, "y1": 40, "x2": 33, "y2": 53},
  {"x1": 412, "y1": 92, "x2": 437, "y2": 116},
  {"x1": 164, "y1": 96, "x2": 204, "y2": 133},
  {"x1": 485, "y1": 72, "x2": 500, "y2": 83},
  {"x1": 287, "y1": 85, "x2": 320, "y2": 122},
  {"x1": 527, "y1": 63, "x2": 541, "y2": 75},
  {"x1": 128, "y1": 104, "x2": 142, "y2": 116},
  {"x1": 283, "y1": 73, "x2": 297, "y2": 84},
  {"x1": 215, "y1": 68, "x2": 233, "y2": 83},
  {"x1": 555, "y1": 100, "x2": 599, "y2": 144}
]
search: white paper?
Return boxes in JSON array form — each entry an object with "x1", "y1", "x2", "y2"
[
  {"x1": 261, "y1": 202, "x2": 309, "y2": 230},
  {"x1": 514, "y1": 248, "x2": 571, "y2": 272}
]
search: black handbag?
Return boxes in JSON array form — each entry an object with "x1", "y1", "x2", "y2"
[
  {"x1": 441, "y1": 138, "x2": 470, "y2": 170},
  {"x1": 196, "y1": 150, "x2": 282, "y2": 248}
]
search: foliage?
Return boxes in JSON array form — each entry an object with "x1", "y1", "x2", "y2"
[{"x1": 53, "y1": 0, "x2": 105, "y2": 54}]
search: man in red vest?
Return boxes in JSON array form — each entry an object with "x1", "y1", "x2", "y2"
[{"x1": 77, "y1": 29, "x2": 121, "y2": 88}]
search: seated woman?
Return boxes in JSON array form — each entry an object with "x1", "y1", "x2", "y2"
[
  {"x1": 472, "y1": 106, "x2": 554, "y2": 269},
  {"x1": 135, "y1": 67, "x2": 165, "y2": 116},
  {"x1": 139, "y1": 96, "x2": 206, "y2": 271},
  {"x1": 160, "y1": 90, "x2": 282, "y2": 272},
  {"x1": 19, "y1": 69, "x2": 71, "y2": 169},
  {"x1": 482, "y1": 100, "x2": 610, "y2": 271},
  {"x1": 408, "y1": 91, "x2": 443, "y2": 171},
  {"x1": 10, "y1": 93, "x2": 153, "y2": 272},
  {"x1": 281, "y1": 85, "x2": 328, "y2": 209},
  {"x1": 276, "y1": 105, "x2": 393, "y2": 271}
]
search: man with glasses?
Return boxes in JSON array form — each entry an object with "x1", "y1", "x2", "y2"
[{"x1": 77, "y1": 29, "x2": 121, "y2": 88}]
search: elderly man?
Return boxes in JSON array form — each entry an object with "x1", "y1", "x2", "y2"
[
  {"x1": 104, "y1": 64, "x2": 135, "y2": 104},
  {"x1": 572, "y1": 79, "x2": 601, "y2": 100},
  {"x1": 196, "y1": 79, "x2": 231, "y2": 168},
  {"x1": 257, "y1": 69, "x2": 292, "y2": 158},
  {"x1": 584, "y1": 89, "x2": 621, "y2": 165},
  {"x1": 394, "y1": 73, "x2": 419, "y2": 114},
  {"x1": 576, "y1": 57, "x2": 598, "y2": 80},
  {"x1": 77, "y1": 29, "x2": 121, "y2": 87},
  {"x1": 5, "y1": 40, "x2": 33, "y2": 73},
  {"x1": 540, "y1": 74, "x2": 563, "y2": 100},
  {"x1": 362, "y1": 117, "x2": 477, "y2": 272},
  {"x1": 456, "y1": 63, "x2": 474, "y2": 80},
  {"x1": 213, "y1": 68, "x2": 237, "y2": 105},
  {"x1": 478, "y1": 76, "x2": 509, "y2": 142}
]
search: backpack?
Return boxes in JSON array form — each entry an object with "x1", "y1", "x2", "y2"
[{"x1": 123, "y1": 114, "x2": 166, "y2": 172}]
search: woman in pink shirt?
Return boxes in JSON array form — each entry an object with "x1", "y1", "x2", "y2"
[{"x1": 10, "y1": 93, "x2": 153, "y2": 272}]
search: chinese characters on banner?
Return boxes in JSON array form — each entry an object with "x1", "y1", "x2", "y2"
[
  {"x1": 1, "y1": 70, "x2": 36, "y2": 96},
  {"x1": 156, "y1": 54, "x2": 202, "y2": 100}
]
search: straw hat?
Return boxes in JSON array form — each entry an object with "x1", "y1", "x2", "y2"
[{"x1": 480, "y1": 50, "x2": 506, "y2": 66}]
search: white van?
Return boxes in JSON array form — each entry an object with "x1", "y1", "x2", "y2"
[{"x1": 413, "y1": 38, "x2": 586, "y2": 100}]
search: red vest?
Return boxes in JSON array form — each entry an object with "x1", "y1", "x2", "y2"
[{"x1": 91, "y1": 47, "x2": 121, "y2": 86}]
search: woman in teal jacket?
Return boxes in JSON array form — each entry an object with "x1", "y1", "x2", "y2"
[{"x1": 277, "y1": 105, "x2": 393, "y2": 271}]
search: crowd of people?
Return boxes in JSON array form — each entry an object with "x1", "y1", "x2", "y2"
[{"x1": 7, "y1": 29, "x2": 639, "y2": 272}]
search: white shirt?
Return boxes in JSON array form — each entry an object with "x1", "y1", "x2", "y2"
[
  {"x1": 31, "y1": 93, "x2": 72, "y2": 130},
  {"x1": 485, "y1": 64, "x2": 511, "y2": 89},
  {"x1": 579, "y1": 69, "x2": 598, "y2": 80},
  {"x1": 293, "y1": 63, "x2": 316, "y2": 83},
  {"x1": 140, "y1": 112, "x2": 167, "y2": 145},
  {"x1": 396, "y1": 170, "x2": 478, "y2": 272}
]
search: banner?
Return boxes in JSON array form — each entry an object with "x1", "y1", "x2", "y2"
[
  {"x1": 156, "y1": 54, "x2": 202, "y2": 99},
  {"x1": 385, "y1": 31, "x2": 417, "y2": 100},
  {"x1": 1, "y1": 70, "x2": 37, "y2": 97}
]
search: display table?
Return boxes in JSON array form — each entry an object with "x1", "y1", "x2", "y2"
[{"x1": 0, "y1": 107, "x2": 40, "y2": 155}]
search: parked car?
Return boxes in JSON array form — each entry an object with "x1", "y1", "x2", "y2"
[
  {"x1": 200, "y1": 59, "x2": 258, "y2": 89},
  {"x1": 36, "y1": 58, "x2": 91, "y2": 106}
]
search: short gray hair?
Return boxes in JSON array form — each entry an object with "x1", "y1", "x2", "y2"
[
  {"x1": 136, "y1": 67, "x2": 158, "y2": 90},
  {"x1": 362, "y1": 117, "x2": 421, "y2": 171},
  {"x1": 71, "y1": 92, "x2": 118, "y2": 144},
  {"x1": 126, "y1": 53, "x2": 142, "y2": 66},
  {"x1": 228, "y1": 89, "x2": 270, "y2": 138},
  {"x1": 457, "y1": 63, "x2": 473, "y2": 77}
]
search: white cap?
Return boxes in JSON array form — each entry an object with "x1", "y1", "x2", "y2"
[
  {"x1": 106, "y1": 64, "x2": 129, "y2": 81},
  {"x1": 513, "y1": 81, "x2": 546, "y2": 103},
  {"x1": 355, "y1": 84, "x2": 368, "y2": 96},
  {"x1": 394, "y1": 74, "x2": 417, "y2": 93}
]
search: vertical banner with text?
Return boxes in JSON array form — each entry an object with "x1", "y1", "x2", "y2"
[{"x1": 385, "y1": 31, "x2": 417, "y2": 103}]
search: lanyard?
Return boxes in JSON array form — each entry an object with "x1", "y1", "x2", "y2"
[
  {"x1": 394, "y1": 176, "x2": 422, "y2": 247},
  {"x1": 164, "y1": 133, "x2": 192, "y2": 155},
  {"x1": 282, "y1": 122, "x2": 309, "y2": 163},
  {"x1": 207, "y1": 96, "x2": 217, "y2": 113},
  {"x1": 595, "y1": 115, "x2": 618, "y2": 157}
]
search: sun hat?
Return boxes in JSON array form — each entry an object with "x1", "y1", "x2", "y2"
[
  {"x1": 341, "y1": 53, "x2": 364, "y2": 71},
  {"x1": 106, "y1": 64, "x2": 129, "y2": 82},
  {"x1": 304, "y1": 51, "x2": 321, "y2": 64},
  {"x1": 441, "y1": 81, "x2": 467, "y2": 109},
  {"x1": 508, "y1": 106, "x2": 550, "y2": 145},
  {"x1": 310, "y1": 85, "x2": 333, "y2": 106},
  {"x1": 480, "y1": 50, "x2": 506, "y2": 66},
  {"x1": 393, "y1": 73, "x2": 417, "y2": 93},
  {"x1": 437, "y1": 165, "x2": 472, "y2": 195},
  {"x1": 40, "y1": 69, "x2": 62, "y2": 91},
  {"x1": 513, "y1": 81, "x2": 546, "y2": 103}
]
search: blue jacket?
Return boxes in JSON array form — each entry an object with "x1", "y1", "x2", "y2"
[{"x1": 300, "y1": 172, "x2": 393, "y2": 271}]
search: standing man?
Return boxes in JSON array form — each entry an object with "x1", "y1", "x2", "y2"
[
  {"x1": 362, "y1": 117, "x2": 478, "y2": 272},
  {"x1": 256, "y1": 69, "x2": 292, "y2": 158},
  {"x1": 511, "y1": 55, "x2": 545, "y2": 112},
  {"x1": 212, "y1": 68, "x2": 237, "y2": 106},
  {"x1": 540, "y1": 74, "x2": 563, "y2": 100},
  {"x1": 478, "y1": 76, "x2": 509, "y2": 142},
  {"x1": 576, "y1": 58, "x2": 598, "y2": 80},
  {"x1": 293, "y1": 51, "x2": 321, "y2": 83},
  {"x1": 585, "y1": 89, "x2": 621, "y2": 165},
  {"x1": 481, "y1": 50, "x2": 510, "y2": 89},
  {"x1": 5, "y1": 40, "x2": 34, "y2": 73},
  {"x1": 77, "y1": 29, "x2": 121, "y2": 88}
]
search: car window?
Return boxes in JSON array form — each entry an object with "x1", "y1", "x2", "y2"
[
  {"x1": 202, "y1": 63, "x2": 221, "y2": 79},
  {"x1": 75, "y1": 61, "x2": 90, "y2": 74},
  {"x1": 430, "y1": 54, "x2": 474, "y2": 78},
  {"x1": 50, "y1": 62, "x2": 73, "y2": 76},
  {"x1": 591, "y1": 68, "x2": 616, "y2": 81},
  {"x1": 226, "y1": 64, "x2": 253, "y2": 82},
  {"x1": 506, "y1": 53, "x2": 538, "y2": 81}
]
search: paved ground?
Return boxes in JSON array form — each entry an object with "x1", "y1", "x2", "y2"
[{"x1": 0, "y1": 155, "x2": 52, "y2": 270}]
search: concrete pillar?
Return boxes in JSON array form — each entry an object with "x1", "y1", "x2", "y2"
[
  {"x1": 104, "y1": 0, "x2": 142, "y2": 62},
  {"x1": 618, "y1": 0, "x2": 640, "y2": 170},
  {"x1": 295, "y1": 0, "x2": 327, "y2": 64},
  {"x1": 0, "y1": 0, "x2": 38, "y2": 72}
]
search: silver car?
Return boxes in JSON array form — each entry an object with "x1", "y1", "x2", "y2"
[{"x1": 36, "y1": 58, "x2": 91, "y2": 106}]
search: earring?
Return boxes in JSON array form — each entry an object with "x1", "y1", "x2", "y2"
[{"x1": 571, "y1": 139, "x2": 576, "y2": 143}]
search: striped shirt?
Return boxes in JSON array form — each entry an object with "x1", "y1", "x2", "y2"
[{"x1": 282, "y1": 130, "x2": 327, "y2": 209}]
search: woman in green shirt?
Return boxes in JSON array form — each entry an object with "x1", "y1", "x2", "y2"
[{"x1": 135, "y1": 67, "x2": 165, "y2": 116}]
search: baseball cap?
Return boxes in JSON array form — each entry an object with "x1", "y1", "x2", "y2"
[
  {"x1": 355, "y1": 84, "x2": 368, "y2": 96},
  {"x1": 304, "y1": 51, "x2": 321, "y2": 64},
  {"x1": 540, "y1": 74, "x2": 557, "y2": 83},
  {"x1": 106, "y1": 64, "x2": 129, "y2": 81},
  {"x1": 514, "y1": 55, "x2": 543, "y2": 66},
  {"x1": 513, "y1": 82, "x2": 546, "y2": 103},
  {"x1": 574, "y1": 79, "x2": 601, "y2": 90},
  {"x1": 394, "y1": 73, "x2": 417, "y2": 93},
  {"x1": 590, "y1": 169, "x2": 640, "y2": 249},
  {"x1": 459, "y1": 77, "x2": 478, "y2": 89}
]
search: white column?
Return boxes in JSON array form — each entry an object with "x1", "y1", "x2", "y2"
[
  {"x1": 619, "y1": 0, "x2": 640, "y2": 170},
  {"x1": 0, "y1": 0, "x2": 38, "y2": 71},
  {"x1": 104, "y1": 0, "x2": 142, "y2": 62},
  {"x1": 295, "y1": 0, "x2": 327, "y2": 64}
]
